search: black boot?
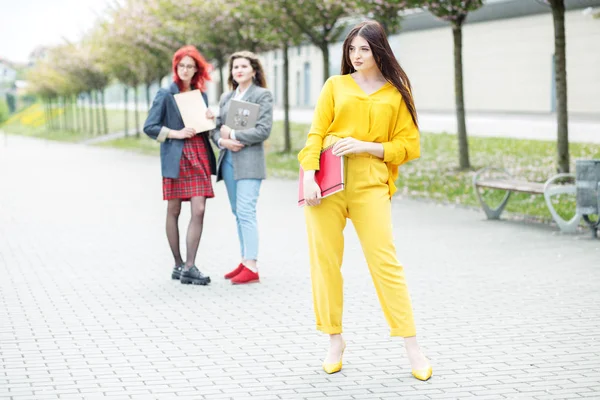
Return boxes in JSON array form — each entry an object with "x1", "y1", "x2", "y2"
[
  {"x1": 180, "y1": 266, "x2": 211, "y2": 285},
  {"x1": 171, "y1": 265, "x2": 183, "y2": 280}
]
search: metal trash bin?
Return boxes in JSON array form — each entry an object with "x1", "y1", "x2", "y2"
[{"x1": 576, "y1": 160, "x2": 600, "y2": 238}]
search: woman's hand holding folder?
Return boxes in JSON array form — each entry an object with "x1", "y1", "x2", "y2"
[
  {"x1": 168, "y1": 110, "x2": 214, "y2": 140},
  {"x1": 221, "y1": 139, "x2": 245, "y2": 152},
  {"x1": 332, "y1": 137, "x2": 384, "y2": 159},
  {"x1": 168, "y1": 127, "x2": 196, "y2": 139},
  {"x1": 303, "y1": 170, "x2": 322, "y2": 207}
]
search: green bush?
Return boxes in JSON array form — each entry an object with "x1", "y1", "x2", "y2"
[
  {"x1": 6, "y1": 93, "x2": 16, "y2": 113},
  {"x1": 0, "y1": 99, "x2": 9, "y2": 124}
]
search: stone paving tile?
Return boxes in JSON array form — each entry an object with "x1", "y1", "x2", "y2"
[{"x1": 0, "y1": 135, "x2": 599, "y2": 400}]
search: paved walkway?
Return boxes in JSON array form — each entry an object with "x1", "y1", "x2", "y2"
[
  {"x1": 272, "y1": 108, "x2": 600, "y2": 144},
  {"x1": 0, "y1": 134, "x2": 599, "y2": 400},
  {"x1": 100, "y1": 102, "x2": 600, "y2": 144}
]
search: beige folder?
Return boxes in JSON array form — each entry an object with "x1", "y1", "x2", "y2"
[{"x1": 173, "y1": 89, "x2": 216, "y2": 133}]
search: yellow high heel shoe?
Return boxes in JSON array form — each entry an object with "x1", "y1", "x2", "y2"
[
  {"x1": 322, "y1": 342, "x2": 346, "y2": 374},
  {"x1": 411, "y1": 364, "x2": 433, "y2": 381}
]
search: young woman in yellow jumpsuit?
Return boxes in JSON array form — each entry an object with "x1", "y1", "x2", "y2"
[{"x1": 298, "y1": 20, "x2": 432, "y2": 381}]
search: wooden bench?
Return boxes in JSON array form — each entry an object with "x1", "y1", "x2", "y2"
[{"x1": 472, "y1": 167, "x2": 581, "y2": 233}]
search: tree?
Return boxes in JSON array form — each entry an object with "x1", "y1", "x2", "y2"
[
  {"x1": 5, "y1": 93, "x2": 16, "y2": 114},
  {"x1": 155, "y1": 0, "x2": 273, "y2": 98},
  {"x1": 102, "y1": 0, "x2": 179, "y2": 137},
  {"x1": 251, "y1": 0, "x2": 305, "y2": 152},
  {"x1": 26, "y1": 65, "x2": 62, "y2": 130},
  {"x1": 117, "y1": 0, "x2": 176, "y2": 111},
  {"x1": 549, "y1": 0, "x2": 569, "y2": 173},
  {"x1": 415, "y1": 0, "x2": 483, "y2": 170},
  {"x1": 97, "y1": 37, "x2": 139, "y2": 137},
  {"x1": 34, "y1": 45, "x2": 83, "y2": 132},
  {"x1": 357, "y1": 0, "x2": 408, "y2": 36},
  {"x1": 537, "y1": 0, "x2": 570, "y2": 173},
  {"x1": 277, "y1": 0, "x2": 354, "y2": 83},
  {"x1": 68, "y1": 42, "x2": 110, "y2": 135}
]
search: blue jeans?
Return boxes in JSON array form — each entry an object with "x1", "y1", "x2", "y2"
[{"x1": 221, "y1": 150, "x2": 262, "y2": 260}]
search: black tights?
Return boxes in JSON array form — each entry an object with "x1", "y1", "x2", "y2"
[{"x1": 166, "y1": 197, "x2": 207, "y2": 269}]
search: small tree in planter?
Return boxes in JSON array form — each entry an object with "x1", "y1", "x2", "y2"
[{"x1": 413, "y1": 0, "x2": 483, "y2": 171}]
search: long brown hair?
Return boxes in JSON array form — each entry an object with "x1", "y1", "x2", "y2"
[
  {"x1": 341, "y1": 21, "x2": 418, "y2": 127},
  {"x1": 227, "y1": 51, "x2": 267, "y2": 90}
]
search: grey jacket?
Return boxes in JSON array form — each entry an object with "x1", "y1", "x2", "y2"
[
  {"x1": 143, "y1": 82, "x2": 217, "y2": 179},
  {"x1": 210, "y1": 85, "x2": 273, "y2": 181}
]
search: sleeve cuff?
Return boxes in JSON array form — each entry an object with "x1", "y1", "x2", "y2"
[
  {"x1": 157, "y1": 127, "x2": 170, "y2": 143},
  {"x1": 230, "y1": 129, "x2": 236, "y2": 140},
  {"x1": 300, "y1": 160, "x2": 320, "y2": 171},
  {"x1": 382, "y1": 142, "x2": 406, "y2": 164}
]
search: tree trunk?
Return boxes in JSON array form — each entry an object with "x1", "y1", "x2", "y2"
[
  {"x1": 62, "y1": 96, "x2": 68, "y2": 131},
  {"x1": 134, "y1": 85, "x2": 140, "y2": 138},
  {"x1": 217, "y1": 56, "x2": 225, "y2": 99},
  {"x1": 551, "y1": 0, "x2": 569, "y2": 173},
  {"x1": 53, "y1": 98, "x2": 58, "y2": 130},
  {"x1": 80, "y1": 94, "x2": 87, "y2": 134},
  {"x1": 88, "y1": 92, "x2": 94, "y2": 136},
  {"x1": 101, "y1": 90, "x2": 108, "y2": 134},
  {"x1": 63, "y1": 97, "x2": 68, "y2": 131},
  {"x1": 57, "y1": 97, "x2": 62, "y2": 131},
  {"x1": 320, "y1": 42, "x2": 330, "y2": 84},
  {"x1": 452, "y1": 24, "x2": 471, "y2": 170},
  {"x1": 283, "y1": 42, "x2": 291, "y2": 153},
  {"x1": 43, "y1": 99, "x2": 48, "y2": 129},
  {"x1": 54, "y1": 97, "x2": 59, "y2": 130},
  {"x1": 70, "y1": 96, "x2": 75, "y2": 132},
  {"x1": 94, "y1": 91, "x2": 102, "y2": 135},
  {"x1": 146, "y1": 82, "x2": 151, "y2": 112},
  {"x1": 45, "y1": 99, "x2": 51, "y2": 130},
  {"x1": 124, "y1": 87, "x2": 129, "y2": 138},
  {"x1": 74, "y1": 96, "x2": 80, "y2": 132},
  {"x1": 46, "y1": 99, "x2": 50, "y2": 130},
  {"x1": 381, "y1": 22, "x2": 390, "y2": 37},
  {"x1": 52, "y1": 97, "x2": 58, "y2": 130}
]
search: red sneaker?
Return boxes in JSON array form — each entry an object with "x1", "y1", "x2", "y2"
[
  {"x1": 231, "y1": 266, "x2": 260, "y2": 284},
  {"x1": 224, "y1": 263, "x2": 245, "y2": 279}
]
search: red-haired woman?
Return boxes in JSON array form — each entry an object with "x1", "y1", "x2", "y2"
[{"x1": 144, "y1": 45, "x2": 216, "y2": 286}]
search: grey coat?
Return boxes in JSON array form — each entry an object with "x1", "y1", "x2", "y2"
[{"x1": 210, "y1": 85, "x2": 273, "y2": 181}]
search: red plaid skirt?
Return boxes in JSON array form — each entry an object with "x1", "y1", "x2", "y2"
[{"x1": 163, "y1": 135, "x2": 214, "y2": 200}]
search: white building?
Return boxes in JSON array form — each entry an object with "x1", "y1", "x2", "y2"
[{"x1": 206, "y1": 0, "x2": 600, "y2": 117}]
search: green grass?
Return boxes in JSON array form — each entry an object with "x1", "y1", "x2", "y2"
[
  {"x1": 265, "y1": 122, "x2": 600, "y2": 224},
  {"x1": 2, "y1": 123, "x2": 88, "y2": 142},
  {"x1": 94, "y1": 135, "x2": 160, "y2": 155},
  {"x1": 264, "y1": 121, "x2": 310, "y2": 153},
  {"x1": 395, "y1": 133, "x2": 599, "y2": 223},
  {"x1": 103, "y1": 108, "x2": 147, "y2": 135},
  {"x1": 1, "y1": 103, "x2": 147, "y2": 143},
  {"x1": 264, "y1": 121, "x2": 309, "y2": 178},
  {"x1": 94, "y1": 121, "x2": 599, "y2": 224},
  {"x1": 5, "y1": 107, "x2": 598, "y2": 225}
]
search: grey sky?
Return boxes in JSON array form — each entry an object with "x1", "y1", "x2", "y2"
[{"x1": 0, "y1": 0, "x2": 111, "y2": 63}]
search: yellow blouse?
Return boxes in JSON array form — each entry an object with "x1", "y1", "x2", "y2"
[{"x1": 298, "y1": 74, "x2": 420, "y2": 197}]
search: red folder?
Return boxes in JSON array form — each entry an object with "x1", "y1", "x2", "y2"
[{"x1": 298, "y1": 146, "x2": 345, "y2": 207}]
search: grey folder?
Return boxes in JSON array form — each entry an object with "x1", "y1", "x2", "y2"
[{"x1": 225, "y1": 99, "x2": 260, "y2": 130}]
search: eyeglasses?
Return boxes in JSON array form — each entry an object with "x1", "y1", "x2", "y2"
[{"x1": 177, "y1": 63, "x2": 197, "y2": 71}]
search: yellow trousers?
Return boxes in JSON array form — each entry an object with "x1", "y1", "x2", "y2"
[{"x1": 304, "y1": 150, "x2": 416, "y2": 337}]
